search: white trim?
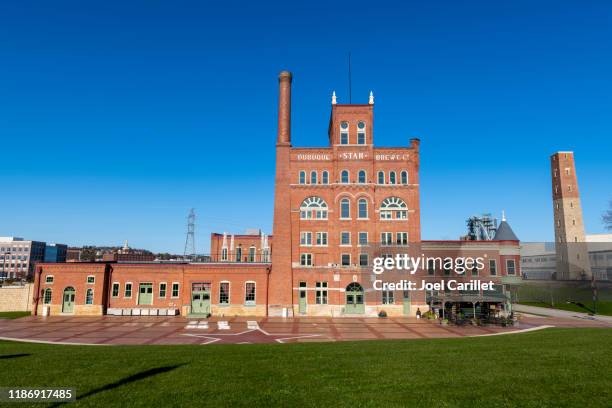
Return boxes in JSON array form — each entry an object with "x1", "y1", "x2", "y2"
[
  {"x1": 244, "y1": 280, "x2": 256, "y2": 306},
  {"x1": 111, "y1": 282, "x2": 120, "y2": 298},
  {"x1": 171, "y1": 282, "x2": 180, "y2": 298},
  {"x1": 158, "y1": 282, "x2": 167, "y2": 298},
  {"x1": 219, "y1": 280, "x2": 230, "y2": 305},
  {"x1": 124, "y1": 281, "x2": 133, "y2": 298}
]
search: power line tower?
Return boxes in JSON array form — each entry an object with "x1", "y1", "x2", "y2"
[{"x1": 183, "y1": 208, "x2": 196, "y2": 261}]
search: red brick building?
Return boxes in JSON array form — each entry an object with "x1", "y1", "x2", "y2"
[{"x1": 32, "y1": 71, "x2": 520, "y2": 318}]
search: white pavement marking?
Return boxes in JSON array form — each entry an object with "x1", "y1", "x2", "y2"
[
  {"x1": 217, "y1": 321, "x2": 230, "y2": 330},
  {"x1": 472, "y1": 325, "x2": 555, "y2": 337},
  {"x1": 247, "y1": 321, "x2": 259, "y2": 330}
]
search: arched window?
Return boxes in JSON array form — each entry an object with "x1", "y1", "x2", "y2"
[
  {"x1": 378, "y1": 171, "x2": 385, "y2": 184},
  {"x1": 300, "y1": 197, "x2": 328, "y2": 220},
  {"x1": 43, "y1": 288, "x2": 52, "y2": 304},
  {"x1": 86, "y1": 288, "x2": 94, "y2": 305},
  {"x1": 380, "y1": 197, "x2": 408, "y2": 220},
  {"x1": 389, "y1": 171, "x2": 397, "y2": 184},
  {"x1": 340, "y1": 198, "x2": 350, "y2": 219},
  {"x1": 310, "y1": 171, "x2": 317, "y2": 184},
  {"x1": 340, "y1": 121, "x2": 349, "y2": 144},
  {"x1": 357, "y1": 121, "x2": 366, "y2": 145},
  {"x1": 401, "y1": 170, "x2": 408, "y2": 185},
  {"x1": 341, "y1": 170, "x2": 349, "y2": 184},
  {"x1": 322, "y1": 171, "x2": 329, "y2": 184},
  {"x1": 221, "y1": 248, "x2": 228, "y2": 261},
  {"x1": 358, "y1": 198, "x2": 368, "y2": 219},
  {"x1": 299, "y1": 171, "x2": 306, "y2": 184},
  {"x1": 358, "y1": 170, "x2": 366, "y2": 184}
]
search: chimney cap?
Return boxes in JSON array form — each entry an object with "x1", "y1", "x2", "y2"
[{"x1": 279, "y1": 70, "x2": 292, "y2": 81}]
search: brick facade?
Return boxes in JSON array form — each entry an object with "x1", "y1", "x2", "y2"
[{"x1": 31, "y1": 71, "x2": 520, "y2": 318}]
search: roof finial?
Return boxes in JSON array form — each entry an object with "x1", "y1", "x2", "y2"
[
  {"x1": 369, "y1": 91, "x2": 374, "y2": 105},
  {"x1": 502, "y1": 210, "x2": 506, "y2": 222},
  {"x1": 332, "y1": 91, "x2": 337, "y2": 105}
]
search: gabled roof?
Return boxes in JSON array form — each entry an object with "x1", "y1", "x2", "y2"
[{"x1": 493, "y1": 220, "x2": 519, "y2": 241}]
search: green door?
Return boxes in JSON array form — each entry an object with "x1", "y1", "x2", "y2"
[
  {"x1": 298, "y1": 282, "x2": 307, "y2": 314},
  {"x1": 62, "y1": 287, "x2": 75, "y2": 314},
  {"x1": 138, "y1": 283, "x2": 153, "y2": 305},
  {"x1": 345, "y1": 283, "x2": 365, "y2": 314},
  {"x1": 191, "y1": 291, "x2": 211, "y2": 315},
  {"x1": 403, "y1": 291, "x2": 411, "y2": 315}
]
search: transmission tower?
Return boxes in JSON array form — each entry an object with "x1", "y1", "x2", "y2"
[{"x1": 183, "y1": 208, "x2": 196, "y2": 261}]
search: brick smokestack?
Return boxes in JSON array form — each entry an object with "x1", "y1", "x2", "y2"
[
  {"x1": 269, "y1": 70, "x2": 294, "y2": 316},
  {"x1": 277, "y1": 71, "x2": 292, "y2": 144}
]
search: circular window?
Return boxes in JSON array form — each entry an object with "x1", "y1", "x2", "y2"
[
  {"x1": 357, "y1": 121, "x2": 365, "y2": 129},
  {"x1": 340, "y1": 121, "x2": 348, "y2": 130}
]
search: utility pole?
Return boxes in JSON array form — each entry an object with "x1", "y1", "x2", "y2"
[{"x1": 183, "y1": 209, "x2": 196, "y2": 261}]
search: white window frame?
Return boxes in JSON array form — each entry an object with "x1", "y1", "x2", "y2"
[
  {"x1": 112, "y1": 282, "x2": 120, "y2": 298},
  {"x1": 86, "y1": 288, "x2": 94, "y2": 305},
  {"x1": 340, "y1": 170, "x2": 350, "y2": 184},
  {"x1": 378, "y1": 171, "x2": 385, "y2": 184},
  {"x1": 171, "y1": 282, "x2": 180, "y2": 298},
  {"x1": 357, "y1": 121, "x2": 366, "y2": 145},
  {"x1": 340, "y1": 231, "x2": 351, "y2": 246},
  {"x1": 322, "y1": 170, "x2": 329, "y2": 184},
  {"x1": 300, "y1": 232, "x2": 313, "y2": 246},
  {"x1": 124, "y1": 282, "x2": 133, "y2": 298},
  {"x1": 87, "y1": 275, "x2": 95, "y2": 284},
  {"x1": 341, "y1": 253, "x2": 351, "y2": 267},
  {"x1": 389, "y1": 171, "x2": 397, "y2": 184},
  {"x1": 381, "y1": 232, "x2": 392, "y2": 246},
  {"x1": 159, "y1": 282, "x2": 167, "y2": 298},
  {"x1": 340, "y1": 198, "x2": 351, "y2": 219},
  {"x1": 45, "y1": 275, "x2": 54, "y2": 284},
  {"x1": 358, "y1": 198, "x2": 368, "y2": 219},
  {"x1": 219, "y1": 281, "x2": 230, "y2": 305},
  {"x1": 299, "y1": 170, "x2": 306, "y2": 184},
  {"x1": 316, "y1": 281, "x2": 328, "y2": 304},
  {"x1": 340, "y1": 121, "x2": 349, "y2": 145},
  {"x1": 506, "y1": 259, "x2": 516, "y2": 275},
  {"x1": 245, "y1": 281, "x2": 256, "y2": 305},
  {"x1": 358, "y1": 170, "x2": 366, "y2": 184},
  {"x1": 316, "y1": 232, "x2": 328, "y2": 246},
  {"x1": 300, "y1": 253, "x2": 313, "y2": 266},
  {"x1": 358, "y1": 232, "x2": 368, "y2": 246}
]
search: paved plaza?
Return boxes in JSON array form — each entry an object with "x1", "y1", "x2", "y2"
[{"x1": 1, "y1": 313, "x2": 610, "y2": 345}]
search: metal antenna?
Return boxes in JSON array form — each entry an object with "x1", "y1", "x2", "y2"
[
  {"x1": 184, "y1": 208, "x2": 196, "y2": 261},
  {"x1": 348, "y1": 52, "x2": 352, "y2": 104}
]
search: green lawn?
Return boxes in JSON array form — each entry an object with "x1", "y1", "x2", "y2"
[
  {"x1": 0, "y1": 328, "x2": 611, "y2": 407},
  {"x1": 0, "y1": 311, "x2": 31, "y2": 319},
  {"x1": 519, "y1": 301, "x2": 612, "y2": 316}
]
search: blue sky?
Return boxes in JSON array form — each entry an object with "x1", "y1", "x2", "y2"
[{"x1": 1, "y1": 1, "x2": 611, "y2": 253}]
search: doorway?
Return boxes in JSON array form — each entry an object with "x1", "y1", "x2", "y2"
[{"x1": 62, "y1": 287, "x2": 75, "y2": 314}]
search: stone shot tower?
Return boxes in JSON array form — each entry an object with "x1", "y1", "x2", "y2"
[{"x1": 550, "y1": 151, "x2": 591, "y2": 280}]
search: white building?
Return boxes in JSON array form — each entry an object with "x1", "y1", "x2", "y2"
[{"x1": 0, "y1": 237, "x2": 46, "y2": 280}]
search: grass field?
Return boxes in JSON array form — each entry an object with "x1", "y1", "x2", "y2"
[
  {"x1": 0, "y1": 311, "x2": 31, "y2": 319},
  {"x1": 519, "y1": 301, "x2": 612, "y2": 316},
  {"x1": 0, "y1": 328, "x2": 611, "y2": 407}
]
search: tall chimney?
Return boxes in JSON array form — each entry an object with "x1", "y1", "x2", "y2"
[{"x1": 277, "y1": 71, "x2": 292, "y2": 144}]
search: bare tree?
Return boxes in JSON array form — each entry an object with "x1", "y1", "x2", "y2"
[{"x1": 604, "y1": 200, "x2": 612, "y2": 231}]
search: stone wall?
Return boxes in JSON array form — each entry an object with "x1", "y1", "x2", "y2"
[{"x1": 0, "y1": 284, "x2": 33, "y2": 312}]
